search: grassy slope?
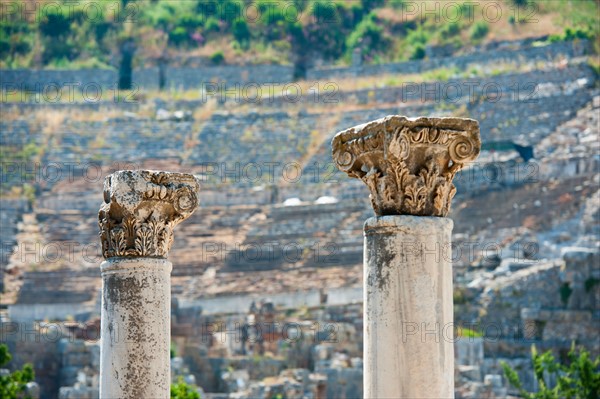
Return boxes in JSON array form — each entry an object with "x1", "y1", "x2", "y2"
[{"x1": 0, "y1": 0, "x2": 597, "y2": 69}]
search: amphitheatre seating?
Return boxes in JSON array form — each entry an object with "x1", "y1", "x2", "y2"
[
  {"x1": 16, "y1": 269, "x2": 98, "y2": 305},
  {"x1": 2, "y1": 48, "x2": 598, "y2": 316},
  {"x1": 3, "y1": 64, "x2": 594, "y2": 194}
]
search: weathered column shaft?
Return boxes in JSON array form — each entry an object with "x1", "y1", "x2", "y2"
[
  {"x1": 364, "y1": 216, "x2": 454, "y2": 398},
  {"x1": 100, "y1": 258, "x2": 172, "y2": 398},
  {"x1": 98, "y1": 170, "x2": 200, "y2": 399}
]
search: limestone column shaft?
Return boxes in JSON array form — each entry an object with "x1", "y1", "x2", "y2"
[
  {"x1": 98, "y1": 170, "x2": 200, "y2": 399},
  {"x1": 332, "y1": 116, "x2": 481, "y2": 398},
  {"x1": 364, "y1": 216, "x2": 453, "y2": 398},
  {"x1": 100, "y1": 258, "x2": 172, "y2": 398}
]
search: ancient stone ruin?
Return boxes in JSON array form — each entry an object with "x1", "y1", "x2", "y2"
[
  {"x1": 99, "y1": 170, "x2": 200, "y2": 258},
  {"x1": 98, "y1": 170, "x2": 199, "y2": 398},
  {"x1": 333, "y1": 116, "x2": 481, "y2": 398},
  {"x1": 1, "y1": 33, "x2": 598, "y2": 399},
  {"x1": 332, "y1": 116, "x2": 481, "y2": 216}
]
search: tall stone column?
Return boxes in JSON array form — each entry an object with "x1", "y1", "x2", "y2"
[
  {"x1": 98, "y1": 170, "x2": 200, "y2": 399},
  {"x1": 332, "y1": 116, "x2": 481, "y2": 398}
]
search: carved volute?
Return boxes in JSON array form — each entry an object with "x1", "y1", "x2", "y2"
[
  {"x1": 332, "y1": 116, "x2": 481, "y2": 216},
  {"x1": 98, "y1": 170, "x2": 200, "y2": 258}
]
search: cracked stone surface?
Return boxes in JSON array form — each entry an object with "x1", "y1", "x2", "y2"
[
  {"x1": 332, "y1": 116, "x2": 481, "y2": 216},
  {"x1": 98, "y1": 170, "x2": 200, "y2": 258}
]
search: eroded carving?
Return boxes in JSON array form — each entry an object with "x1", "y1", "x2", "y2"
[
  {"x1": 99, "y1": 170, "x2": 200, "y2": 258},
  {"x1": 332, "y1": 116, "x2": 480, "y2": 216}
]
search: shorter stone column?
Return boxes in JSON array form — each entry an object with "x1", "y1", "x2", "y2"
[
  {"x1": 332, "y1": 116, "x2": 481, "y2": 398},
  {"x1": 98, "y1": 170, "x2": 200, "y2": 399}
]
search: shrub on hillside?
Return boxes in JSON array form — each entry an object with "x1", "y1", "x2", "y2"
[
  {"x1": 511, "y1": 0, "x2": 529, "y2": 7},
  {"x1": 169, "y1": 27, "x2": 189, "y2": 47},
  {"x1": 564, "y1": 27, "x2": 593, "y2": 40},
  {"x1": 470, "y1": 21, "x2": 489, "y2": 41},
  {"x1": 171, "y1": 376, "x2": 200, "y2": 399},
  {"x1": 303, "y1": 2, "x2": 347, "y2": 60},
  {"x1": 410, "y1": 44, "x2": 426, "y2": 60},
  {"x1": 405, "y1": 27, "x2": 430, "y2": 48},
  {"x1": 42, "y1": 40, "x2": 78, "y2": 64},
  {"x1": 439, "y1": 22, "x2": 461, "y2": 40},
  {"x1": 210, "y1": 51, "x2": 225, "y2": 65},
  {"x1": 347, "y1": 13, "x2": 390, "y2": 56},
  {"x1": 390, "y1": 0, "x2": 406, "y2": 9},
  {"x1": 204, "y1": 17, "x2": 221, "y2": 34}
]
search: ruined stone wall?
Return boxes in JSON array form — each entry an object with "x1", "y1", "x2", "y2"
[
  {"x1": 478, "y1": 261, "x2": 566, "y2": 338},
  {"x1": 132, "y1": 67, "x2": 160, "y2": 90},
  {"x1": 478, "y1": 250, "x2": 600, "y2": 346},
  {"x1": 307, "y1": 39, "x2": 591, "y2": 80},
  {"x1": 8, "y1": 267, "x2": 100, "y2": 322},
  {"x1": 8, "y1": 303, "x2": 99, "y2": 323},
  {"x1": 0, "y1": 64, "x2": 294, "y2": 92},
  {"x1": 164, "y1": 64, "x2": 294, "y2": 90},
  {"x1": 179, "y1": 286, "x2": 363, "y2": 315},
  {"x1": 181, "y1": 290, "x2": 322, "y2": 315},
  {"x1": 456, "y1": 155, "x2": 600, "y2": 195},
  {"x1": 1, "y1": 40, "x2": 590, "y2": 92},
  {"x1": 0, "y1": 69, "x2": 118, "y2": 92}
]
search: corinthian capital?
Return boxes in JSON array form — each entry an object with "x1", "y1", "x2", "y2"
[
  {"x1": 99, "y1": 170, "x2": 200, "y2": 259},
  {"x1": 332, "y1": 116, "x2": 480, "y2": 217}
]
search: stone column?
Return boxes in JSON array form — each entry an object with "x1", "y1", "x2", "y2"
[
  {"x1": 332, "y1": 116, "x2": 481, "y2": 398},
  {"x1": 98, "y1": 170, "x2": 200, "y2": 399}
]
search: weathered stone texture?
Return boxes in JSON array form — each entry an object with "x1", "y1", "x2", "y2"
[
  {"x1": 363, "y1": 216, "x2": 455, "y2": 398},
  {"x1": 100, "y1": 258, "x2": 172, "y2": 398},
  {"x1": 99, "y1": 170, "x2": 199, "y2": 399},
  {"x1": 333, "y1": 116, "x2": 480, "y2": 216},
  {"x1": 99, "y1": 170, "x2": 200, "y2": 258}
]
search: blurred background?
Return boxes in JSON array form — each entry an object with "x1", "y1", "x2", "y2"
[{"x1": 0, "y1": 0, "x2": 599, "y2": 398}]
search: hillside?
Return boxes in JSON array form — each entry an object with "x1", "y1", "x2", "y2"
[{"x1": 1, "y1": 0, "x2": 598, "y2": 74}]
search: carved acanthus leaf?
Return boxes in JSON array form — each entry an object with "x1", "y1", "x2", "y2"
[
  {"x1": 98, "y1": 170, "x2": 200, "y2": 259},
  {"x1": 331, "y1": 116, "x2": 481, "y2": 216}
]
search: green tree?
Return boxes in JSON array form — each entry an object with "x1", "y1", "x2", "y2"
[
  {"x1": 39, "y1": 10, "x2": 71, "y2": 38},
  {"x1": 232, "y1": 19, "x2": 251, "y2": 47},
  {"x1": 0, "y1": 344, "x2": 35, "y2": 399},
  {"x1": 171, "y1": 377, "x2": 201, "y2": 399},
  {"x1": 502, "y1": 345, "x2": 600, "y2": 399}
]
